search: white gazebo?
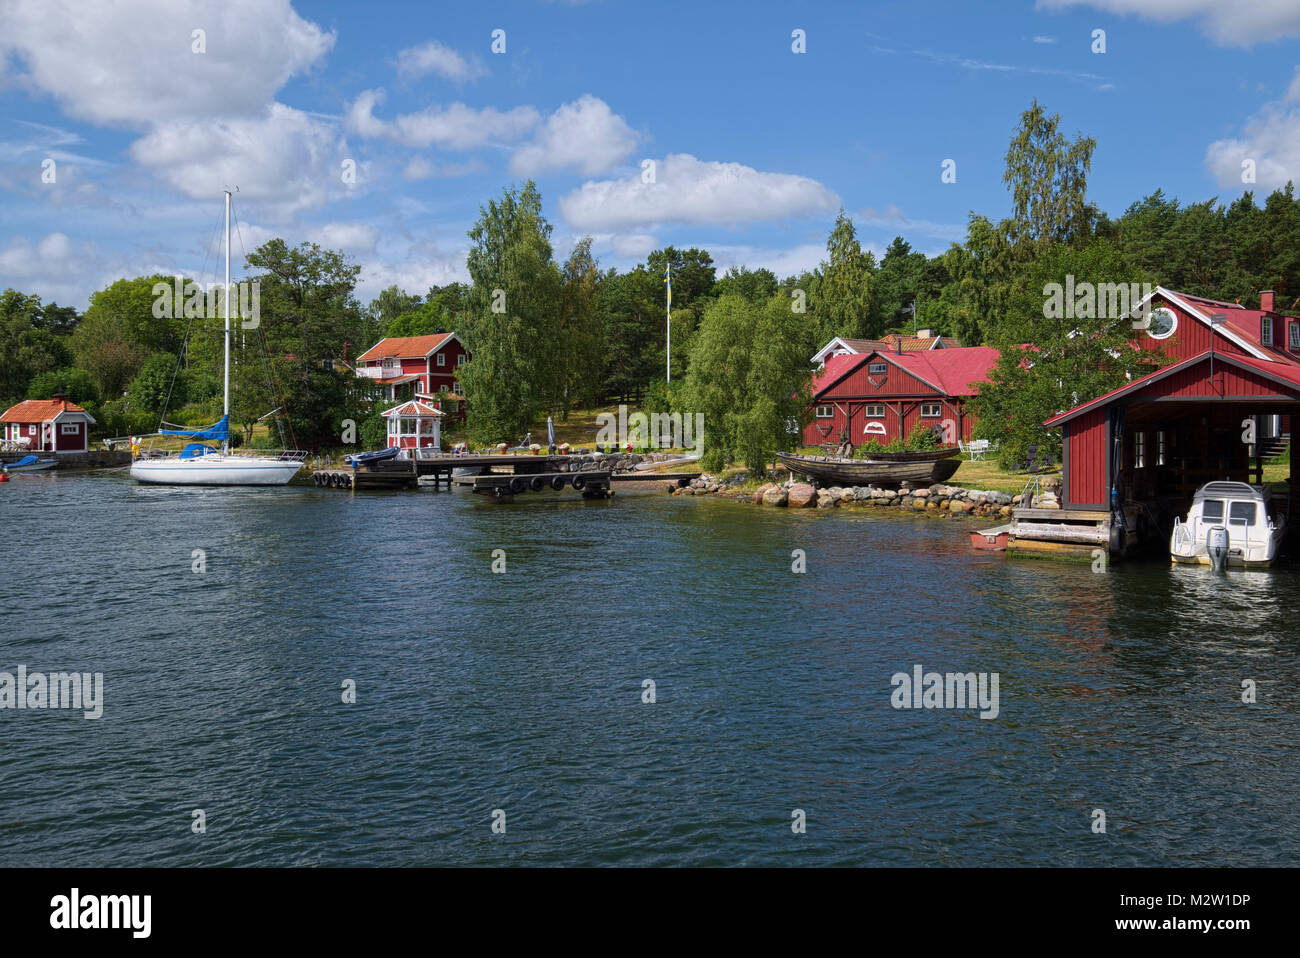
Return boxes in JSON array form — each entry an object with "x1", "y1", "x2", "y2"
[{"x1": 381, "y1": 399, "x2": 444, "y2": 453}]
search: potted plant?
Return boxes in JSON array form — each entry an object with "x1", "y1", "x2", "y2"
[
  {"x1": 529, "y1": 443, "x2": 541, "y2": 456},
  {"x1": 497, "y1": 442, "x2": 509, "y2": 455}
]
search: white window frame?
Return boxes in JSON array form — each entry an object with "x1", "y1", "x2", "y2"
[
  {"x1": 382, "y1": 357, "x2": 398, "y2": 369},
  {"x1": 60, "y1": 422, "x2": 79, "y2": 435},
  {"x1": 28, "y1": 425, "x2": 36, "y2": 436},
  {"x1": 1261, "y1": 316, "x2": 1273, "y2": 346},
  {"x1": 457, "y1": 354, "x2": 466, "y2": 366},
  {"x1": 436, "y1": 353, "x2": 446, "y2": 367},
  {"x1": 920, "y1": 403, "x2": 942, "y2": 418},
  {"x1": 815, "y1": 404, "x2": 835, "y2": 419},
  {"x1": 1290, "y1": 321, "x2": 1300, "y2": 351},
  {"x1": 863, "y1": 404, "x2": 885, "y2": 418},
  {"x1": 1134, "y1": 431, "x2": 1146, "y2": 469},
  {"x1": 867, "y1": 361, "x2": 888, "y2": 375}
]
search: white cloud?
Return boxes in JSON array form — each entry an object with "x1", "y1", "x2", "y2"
[
  {"x1": 1206, "y1": 70, "x2": 1300, "y2": 190},
  {"x1": 610, "y1": 233, "x2": 657, "y2": 258},
  {"x1": 130, "y1": 104, "x2": 347, "y2": 220},
  {"x1": 558, "y1": 153, "x2": 840, "y2": 231},
  {"x1": 396, "y1": 40, "x2": 487, "y2": 82},
  {"x1": 0, "y1": 232, "x2": 176, "y2": 307},
  {"x1": 855, "y1": 206, "x2": 967, "y2": 243},
  {"x1": 707, "y1": 242, "x2": 831, "y2": 280},
  {"x1": 355, "y1": 241, "x2": 469, "y2": 303},
  {"x1": 1032, "y1": 35, "x2": 1057, "y2": 43},
  {"x1": 344, "y1": 88, "x2": 538, "y2": 149},
  {"x1": 0, "y1": 0, "x2": 334, "y2": 128},
  {"x1": 307, "y1": 222, "x2": 380, "y2": 253},
  {"x1": 1036, "y1": 0, "x2": 1300, "y2": 46},
  {"x1": 509, "y1": 95, "x2": 639, "y2": 177},
  {"x1": 401, "y1": 156, "x2": 483, "y2": 180}
]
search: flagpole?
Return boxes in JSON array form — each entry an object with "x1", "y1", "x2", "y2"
[{"x1": 666, "y1": 263, "x2": 672, "y2": 384}]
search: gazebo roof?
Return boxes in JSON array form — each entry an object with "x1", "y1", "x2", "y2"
[{"x1": 381, "y1": 399, "x2": 445, "y2": 419}]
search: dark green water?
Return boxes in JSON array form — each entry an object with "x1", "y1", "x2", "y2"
[{"x1": 1, "y1": 471, "x2": 1297, "y2": 866}]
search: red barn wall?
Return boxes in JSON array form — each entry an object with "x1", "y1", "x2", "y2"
[{"x1": 1063, "y1": 407, "x2": 1108, "y2": 509}]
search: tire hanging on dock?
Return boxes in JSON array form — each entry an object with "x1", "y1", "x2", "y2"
[
  {"x1": 509, "y1": 476, "x2": 527, "y2": 495},
  {"x1": 529, "y1": 475, "x2": 547, "y2": 492},
  {"x1": 572, "y1": 475, "x2": 586, "y2": 491},
  {"x1": 550, "y1": 475, "x2": 566, "y2": 491}
]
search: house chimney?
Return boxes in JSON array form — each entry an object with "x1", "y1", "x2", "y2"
[
  {"x1": 895, "y1": 336, "x2": 902, "y2": 355},
  {"x1": 1261, "y1": 291, "x2": 1275, "y2": 313},
  {"x1": 52, "y1": 392, "x2": 66, "y2": 404},
  {"x1": 916, "y1": 329, "x2": 933, "y2": 339}
]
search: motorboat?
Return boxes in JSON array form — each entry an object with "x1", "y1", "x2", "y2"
[
  {"x1": 1170, "y1": 481, "x2": 1285, "y2": 568},
  {"x1": 2, "y1": 455, "x2": 58, "y2": 474}
]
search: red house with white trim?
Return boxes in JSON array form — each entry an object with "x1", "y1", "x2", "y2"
[
  {"x1": 1, "y1": 395, "x2": 96, "y2": 453},
  {"x1": 804, "y1": 346, "x2": 1000, "y2": 447},
  {"x1": 355, "y1": 333, "x2": 468, "y2": 401},
  {"x1": 1045, "y1": 287, "x2": 1300, "y2": 519}
]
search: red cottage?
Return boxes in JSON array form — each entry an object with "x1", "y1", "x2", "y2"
[
  {"x1": 810, "y1": 331, "x2": 961, "y2": 367},
  {"x1": 0, "y1": 395, "x2": 96, "y2": 453},
  {"x1": 354, "y1": 333, "x2": 469, "y2": 402},
  {"x1": 804, "y1": 346, "x2": 1000, "y2": 447}
]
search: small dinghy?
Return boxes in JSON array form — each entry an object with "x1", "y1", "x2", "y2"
[
  {"x1": 344, "y1": 447, "x2": 400, "y2": 467},
  {"x1": 1170, "y1": 481, "x2": 1285, "y2": 569},
  {"x1": 2, "y1": 455, "x2": 58, "y2": 473},
  {"x1": 970, "y1": 524, "x2": 1011, "y2": 552}
]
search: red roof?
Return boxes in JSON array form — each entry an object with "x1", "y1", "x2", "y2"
[
  {"x1": 1043, "y1": 349, "x2": 1300, "y2": 427},
  {"x1": 382, "y1": 399, "x2": 445, "y2": 418},
  {"x1": 813, "y1": 347, "x2": 1000, "y2": 398},
  {"x1": 357, "y1": 333, "x2": 453, "y2": 362},
  {"x1": 1157, "y1": 288, "x2": 1300, "y2": 362},
  {"x1": 1, "y1": 397, "x2": 94, "y2": 424}
]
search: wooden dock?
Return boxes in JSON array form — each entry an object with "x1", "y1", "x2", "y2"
[{"x1": 453, "y1": 470, "x2": 699, "y2": 499}]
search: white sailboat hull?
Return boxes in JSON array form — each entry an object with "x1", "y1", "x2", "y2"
[{"x1": 131, "y1": 454, "x2": 301, "y2": 486}]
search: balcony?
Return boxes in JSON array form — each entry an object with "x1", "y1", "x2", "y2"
[{"x1": 356, "y1": 365, "x2": 402, "y2": 380}]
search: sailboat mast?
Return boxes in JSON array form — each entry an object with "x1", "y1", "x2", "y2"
[{"x1": 223, "y1": 189, "x2": 231, "y2": 451}]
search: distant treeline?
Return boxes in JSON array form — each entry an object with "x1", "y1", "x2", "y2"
[{"x1": 3, "y1": 99, "x2": 1297, "y2": 467}]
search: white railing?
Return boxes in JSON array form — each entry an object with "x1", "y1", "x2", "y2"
[{"x1": 356, "y1": 365, "x2": 401, "y2": 379}]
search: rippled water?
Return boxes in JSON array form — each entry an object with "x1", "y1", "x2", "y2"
[{"x1": 1, "y1": 470, "x2": 1297, "y2": 866}]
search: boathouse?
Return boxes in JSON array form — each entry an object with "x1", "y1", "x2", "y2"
[
  {"x1": 1025, "y1": 287, "x2": 1299, "y2": 555},
  {"x1": 355, "y1": 333, "x2": 468, "y2": 402},
  {"x1": 803, "y1": 346, "x2": 999, "y2": 447},
  {"x1": 0, "y1": 395, "x2": 96, "y2": 453}
]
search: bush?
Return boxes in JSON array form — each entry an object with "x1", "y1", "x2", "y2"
[{"x1": 906, "y1": 422, "x2": 938, "y2": 450}]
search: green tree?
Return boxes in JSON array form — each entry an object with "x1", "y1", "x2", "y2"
[
  {"x1": 557, "y1": 237, "x2": 604, "y2": 414},
  {"x1": 816, "y1": 209, "x2": 875, "y2": 343},
  {"x1": 27, "y1": 367, "x2": 100, "y2": 408},
  {"x1": 127, "y1": 352, "x2": 184, "y2": 424},
  {"x1": 0, "y1": 289, "x2": 74, "y2": 403},
  {"x1": 458, "y1": 181, "x2": 561, "y2": 445},
  {"x1": 969, "y1": 241, "x2": 1159, "y2": 467},
  {"x1": 1003, "y1": 98, "x2": 1098, "y2": 248},
  {"x1": 684, "y1": 292, "x2": 813, "y2": 474}
]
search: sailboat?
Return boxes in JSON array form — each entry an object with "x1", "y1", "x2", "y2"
[{"x1": 131, "y1": 191, "x2": 306, "y2": 486}]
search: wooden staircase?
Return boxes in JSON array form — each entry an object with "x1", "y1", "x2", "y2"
[{"x1": 1258, "y1": 433, "x2": 1290, "y2": 461}]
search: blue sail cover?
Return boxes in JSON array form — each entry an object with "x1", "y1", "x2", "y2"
[{"x1": 160, "y1": 414, "x2": 230, "y2": 441}]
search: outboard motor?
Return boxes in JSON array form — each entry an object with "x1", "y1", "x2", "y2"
[{"x1": 1206, "y1": 526, "x2": 1229, "y2": 573}]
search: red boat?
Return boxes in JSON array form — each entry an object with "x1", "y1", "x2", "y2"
[{"x1": 970, "y1": 524, "x2": 1010, "y2": 551}]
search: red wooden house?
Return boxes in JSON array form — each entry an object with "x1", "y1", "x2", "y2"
[
  {"x1": 1045, "y1": 287, "x2": 1300, "y2": 517},
  {"x1": 355, "y1": 333, "x2": 468, "y2": 401},
  {"x1": 1, "y1": 395, "x2": 96, "y2": 453},
  {"x1": 804, "y1": 346, "x2": 1000, "y2": 447},
  {"x1": 810, "y1": 331, "x2": 961, "y2": 366}
]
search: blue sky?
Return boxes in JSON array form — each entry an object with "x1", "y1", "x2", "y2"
[{"x1": 2, "y1": 0, "x2": 1300, "y2": 309}]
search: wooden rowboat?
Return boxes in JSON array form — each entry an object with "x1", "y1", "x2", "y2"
[{"x1": 776, "y1": 451, "x2": 961, "y2": 487}]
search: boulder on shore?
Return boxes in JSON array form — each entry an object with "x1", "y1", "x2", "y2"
[
  {"x1": 788, "y1": 483, "x2": 816, "y2": 508},
  {"x1": 753, "y1": 483, "x2": 775, "y2": 504},
  {"x1": 762, "y1": 487, "x2": 789, "y2": 507}
]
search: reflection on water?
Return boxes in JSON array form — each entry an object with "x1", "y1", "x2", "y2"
[{"x1": 0, "y1": 471, "x2": 1297, "y2": 866}]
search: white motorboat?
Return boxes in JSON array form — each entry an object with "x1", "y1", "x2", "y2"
[
  {"x1": 131, "y1": 190, "x2": 305, "y2": 486},
  {"x1": 1170, "y1": 481, "x2": 1286, "y2": 568}
]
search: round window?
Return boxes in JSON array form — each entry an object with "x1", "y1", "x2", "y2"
[{"x1": 1145, "y1": 306, "x2": 1177, "y2": 340}]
